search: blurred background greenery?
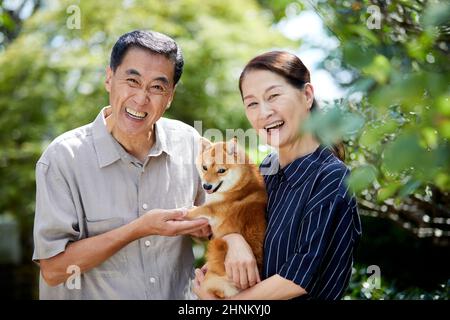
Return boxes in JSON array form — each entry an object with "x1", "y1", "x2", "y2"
[{"x1": 0, "y1": 0, "x2": 448, "y2": 299}]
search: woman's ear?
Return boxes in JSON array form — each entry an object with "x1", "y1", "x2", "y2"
[{"x1": 304, "y1": 83, "x2": 314, "y2": 110}]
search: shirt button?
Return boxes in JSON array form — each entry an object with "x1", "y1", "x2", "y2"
[
  {"x1": 149, "y1": 277, "x2": 156, "y2": 283},
  {"x1": 142, "y1": 203, "x2": 148, "y2": 210},
  {"x1": 144, "y1": 240, "x2": 151, "y2": 247}
]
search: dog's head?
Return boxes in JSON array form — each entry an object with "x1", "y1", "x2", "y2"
[{"x1": 196, "y1": 137, "x2": 249, "y2": 194}]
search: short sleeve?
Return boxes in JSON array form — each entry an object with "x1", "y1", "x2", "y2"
[
  {"x1": 32, "y1": 160, "x2": 80, "y2": 262},
  {"x1": 277, "y1": 195, "x2": 354, "y2": 293}
]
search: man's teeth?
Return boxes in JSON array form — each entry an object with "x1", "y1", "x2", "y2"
[
  {"x1": 126, "y1": 107, "x2": 147, "y2": 119},
  {"x1": 264, "y1": 121, "x2": 284, "y2": 131}
]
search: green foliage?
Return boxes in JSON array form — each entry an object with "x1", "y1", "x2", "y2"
[
  {"x1": 0, "y1": 0, "x2": 41, "y2": 49},
  {"x1": 298, "y1": 1, "x2": 450, "y2": 244}
]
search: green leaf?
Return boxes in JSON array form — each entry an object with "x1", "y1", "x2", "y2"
[
  {"x1": 383, "y1": 133, "x2": 427, "y2": 174},
  {"x1": 362, "y1": 54, "x2": 391, "y2": 84},
  {"x1": 303, "y1": 106, "x2": 365, "y2": 145},
  {"x1": 438, "y1": 120, "x2": 450, "y2": 139},
  {"x1": 347, "y1": 165, "x2": 378, "y2": 194},
  {"x1": 421, "y1": 127, "x2": 438, "y2": 149},
  {"x1": 398, "y1": 179, "x2": 422, "y2": 198},
  {"x1": 436, "y1": 94, "x2": 450, "y2": 116},
  {"x1": 377, "y1": 183, "x2": 401, "y2": 202},
  {"x1": 342, "y1": 42, "x2": 377, "y2": 69},
  {"x1": 422, "y1": 2, "x2": 450, "y2": 28}
]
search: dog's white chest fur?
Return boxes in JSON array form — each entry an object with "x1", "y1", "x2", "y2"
[{"x1": 205, "y1": 192, "x2": 224, "y2": 204}]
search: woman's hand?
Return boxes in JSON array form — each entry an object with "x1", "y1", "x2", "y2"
[
  {"x1": 189, "y1": 224, "x2": 212, "y2": 239},
  {"x1": 193, "y1": 265, "x2": 219, "y2": 300},
  {"x1": 222, "y1": 233, "x2": 260, "y2": 290}
]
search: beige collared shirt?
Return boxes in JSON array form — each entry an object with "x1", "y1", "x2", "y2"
[{"x1": 33, "y1": 107, "x2": 205, "y2": 299}]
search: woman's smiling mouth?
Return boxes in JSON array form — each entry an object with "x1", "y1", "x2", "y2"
[
  {"x1": 264, "y1": 120, "x2": 285, "y2": 133},
  {"x1": 125, "y1": 107, "x2": 148, "y2": 120}
]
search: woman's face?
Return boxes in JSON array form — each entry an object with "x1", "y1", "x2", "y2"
[{"x1": 241, "y1": 69, "x2": 314, "y2": 148}]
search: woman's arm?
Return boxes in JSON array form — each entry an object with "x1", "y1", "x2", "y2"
[
  {"x1": 222, "y1": 233, "x2": 260, "y2": 289},
  {"x1": 228, "y1": 274, "x2": 306, "y2": 300},
  {"x1": 193, "y1": 271, "x2": 306, "y2": 300}
]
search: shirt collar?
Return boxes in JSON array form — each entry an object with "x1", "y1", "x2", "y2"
[
  {"x1": 149, "y1": 119, "x2": 172, "y2": 158},
  {"x1": 92, "y1": 107, "x2": 171, "y2": 168},
  {"x1": 92, "y1": 108, "x2": 121, "y2": 168},
  {"x1": 263, "y1": 145, "x2": 335, "y2": 188},
  {"x1": 283, "y1": 144, "x2": 334, "y2": 186}
]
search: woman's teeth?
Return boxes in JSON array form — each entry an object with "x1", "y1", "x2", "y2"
[
  {"x1": 264, "y1": 120, "x2": 284, "y2": 132},
  {"x1": 126, "y1": 107, "x2": 147, "y2": 119}
]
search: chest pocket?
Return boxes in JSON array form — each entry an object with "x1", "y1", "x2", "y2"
[{"x1": 85, "y1": 217, "x2": 128, "y2": 277}]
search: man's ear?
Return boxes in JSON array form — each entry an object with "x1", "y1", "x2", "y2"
[
  {"x1": 165, "y1": 97, "x2": 173, "y2": 110},
  {"x1": 105, "y1": 66, "x2": 113, "y2": 93},
  {"x1": 304, "y1": 83, "x2": 315, "y2": 111}
]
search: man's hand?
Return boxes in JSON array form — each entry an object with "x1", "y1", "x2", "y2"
[
  {"x1": 134, "y1": 208, "x2": 209, "y2": 238},
  {"x1": 223, "y1": 233, "x2": 260, "y2": 290}
]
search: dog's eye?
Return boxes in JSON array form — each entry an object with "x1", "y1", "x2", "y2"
[
  {"x1": 202, "y1": 165, "x2": 207, "y2": 171},
  {"x1": 217, "y1": 168, "x2": 227, "y2": 174}
]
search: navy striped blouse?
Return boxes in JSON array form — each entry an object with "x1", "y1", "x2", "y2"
[{"x1": 260, "y1": 145, "x2": 362, "y2": 300}]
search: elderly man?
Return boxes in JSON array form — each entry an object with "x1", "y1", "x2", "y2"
[{"x1": 32, "y1": 30, "x2": 212, "y2": 299}]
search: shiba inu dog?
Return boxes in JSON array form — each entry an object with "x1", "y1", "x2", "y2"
[{"x1": 186, "y1": 137, "x2": 267, "y2": 298}]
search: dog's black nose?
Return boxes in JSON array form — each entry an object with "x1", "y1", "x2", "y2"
[{"x1": 203, "y1": 183, "x2": 213, "y2": 190}]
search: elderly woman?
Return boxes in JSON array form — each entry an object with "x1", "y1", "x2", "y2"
[{"x1": 194, "y1": 51, "x2": 362, "y2": 300}]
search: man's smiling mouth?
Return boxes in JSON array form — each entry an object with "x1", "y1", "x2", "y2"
[{"x1": 125, "y1": 107, "x2": 148, "y2": 120}]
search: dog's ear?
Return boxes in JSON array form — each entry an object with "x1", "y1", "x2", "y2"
[{"x1": 199, "y1": 137, "x2": 212, "y2": 153}]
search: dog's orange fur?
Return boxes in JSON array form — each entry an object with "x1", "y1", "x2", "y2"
[{"x1": 187, "y1": 138, "x2": 267, "y2": 298}]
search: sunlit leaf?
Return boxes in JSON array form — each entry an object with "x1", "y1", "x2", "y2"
[
  {"x1": 377, "y1": 182, "x2": 401, "y2": 202},
  {"x1": 436, "y1": 95, "x2": 450, "y2": 116},
  {"x1": 303, "y1": 106, "x2": 365, "y2": 146},
  {"x1": 362, "y1": 54, "x2": 391, "y2": 84},
  {"x1": 347, "y1": 164, "x2": 378, "y2": 194},
  {"x1": 383, "y1": 133, "x2": 424, "y2": 173},
  {"x1": 438, "y1": 120, "x2": 450, "y2": 139},
  {"x1": 421, "y1": 127, "x2": 438, "y2": 149}
]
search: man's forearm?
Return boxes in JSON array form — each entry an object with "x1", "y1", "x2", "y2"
[{"x1": 40, "y1": 218, "x2": 143, "y2": 286}]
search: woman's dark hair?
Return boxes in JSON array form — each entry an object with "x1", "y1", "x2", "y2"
[
  {"x1": 110, "y1": 30, "x2": 184, "y2": 85},
  {"x1": 238, "y1": 50, "x2": 345, "y2": 161}
]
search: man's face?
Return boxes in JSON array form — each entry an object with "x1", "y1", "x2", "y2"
[{"x1": 105, "y1": 47, "x2": 175, "y2": 139}]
